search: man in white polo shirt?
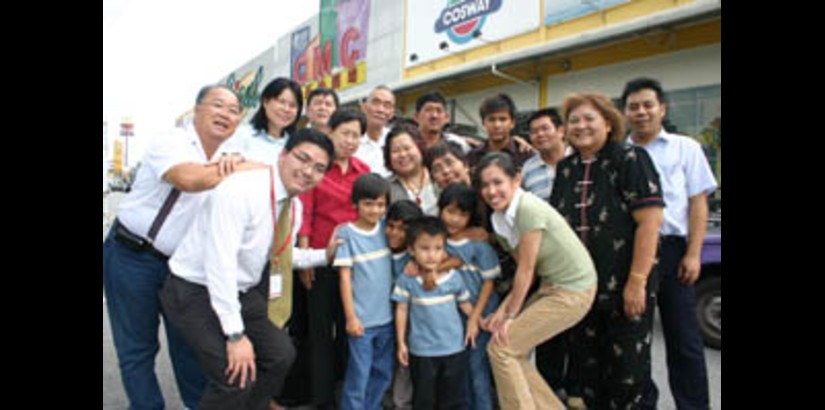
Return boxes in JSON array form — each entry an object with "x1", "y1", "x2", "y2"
[
  {"x1": 160, "y1": 129, "x2": 337, "y2": 410},
  {"x1": 355, "y1": 85, "x2": 395, "y2": 178},
  {"x1": 103, "y1": 84, "x2": 253, "y2": 410}
]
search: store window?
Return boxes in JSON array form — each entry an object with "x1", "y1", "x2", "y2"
[{"x1": 664, "y1": 84, "x2": 722, "y2": 201}]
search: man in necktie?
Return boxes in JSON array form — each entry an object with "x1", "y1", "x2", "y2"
[{"x1": 160, "y1": 128, "x2": 339, "y2": 410}]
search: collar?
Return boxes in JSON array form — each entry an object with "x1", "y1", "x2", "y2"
[
  {"x1": 415, "y1": 269, "x2": 456, "y2": 286},
  {"x1": 494, "y1": 187, "x2": 524, "y2": 227},
  {"x1": 362, "y1": 126, "x2": 389, "y2": 146},
  {"x1": 446, "y1": 238, "x2": 469, "y2": 247},
  {"x1": 628, "y1": 129, "x2": 669, "y2": 147},
  {"x1": 482, "y1": 137, "x2": 520, "y2": 156},
  {"x1": 272, "y1": 163, "x2": 290, "y2": 204}
]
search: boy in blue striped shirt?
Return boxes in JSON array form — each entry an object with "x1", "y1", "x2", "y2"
[
  {"x1": 392, "y1": 216, "x2": 474, "y2": 409},
  {"x1": 334, "y1": 173, "x2": 395, "y2": 410}
]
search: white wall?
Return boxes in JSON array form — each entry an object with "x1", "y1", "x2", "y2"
[
  {"x1": 449, "y1": 81, "x2": 539, "y2": 132},
  {"x1": 546, "y1": 43, "x2": 722, "y2": 106}
]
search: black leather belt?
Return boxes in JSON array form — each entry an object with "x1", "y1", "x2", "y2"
[
  {"x1": 113, "y1": 219, "x2": 170, "y2": 261},
  {"x1": 661, "y1": 235, "x2": 687, "y2": 244}
]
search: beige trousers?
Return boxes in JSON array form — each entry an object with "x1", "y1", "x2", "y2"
[{"x1": 488, "y1": 283, "x2": 596, "y2": 410}]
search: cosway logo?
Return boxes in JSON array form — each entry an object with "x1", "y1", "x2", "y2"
[{"x1": 434, "y1": 0, "x2": 502, "y2": 45}]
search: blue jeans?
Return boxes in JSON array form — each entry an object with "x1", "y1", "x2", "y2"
[
  {"x1": 103, "y1": 228, "x2": 205, "y2": 410},
  {"x1": 465, "y1": 329, "x2": 495, "y2": 410},
  {"x1": 341, "y1": 322, "x2": 395, "y2": 410},
  {"x1": 642, "y1": 238, "x2": 710, "y2": 410}
]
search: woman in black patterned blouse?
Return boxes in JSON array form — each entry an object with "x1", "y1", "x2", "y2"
[{"x1": 549, "y1": 93, "x2": 664, "y2": 410}]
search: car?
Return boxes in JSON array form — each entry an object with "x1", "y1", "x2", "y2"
[{"x1": 696, "y1": 214, "x2": 721, "y2": 350}]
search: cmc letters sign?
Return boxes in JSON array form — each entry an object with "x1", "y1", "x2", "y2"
[{"x1": 291, "y1": 0, "x2": 371, "y2": 94}]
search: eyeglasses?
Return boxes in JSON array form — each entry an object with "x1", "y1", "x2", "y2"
[
  {"x1": 289, "y1": 149, "x2": 328, "y2": 175},
  {"x1": 272, "y1": 97, "x2": 298, "y2": 111},
  {"x1": 204, "y1": 100, "x2": 241, "y2": 116}
]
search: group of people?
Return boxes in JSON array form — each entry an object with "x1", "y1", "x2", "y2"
[{"x1": 103, "y1": 75, "x2": 716, "y2": 410}]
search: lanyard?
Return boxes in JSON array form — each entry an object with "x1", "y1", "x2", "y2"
[{"x1": 270, "y1": 165, "x2": 295, "y2": 258}]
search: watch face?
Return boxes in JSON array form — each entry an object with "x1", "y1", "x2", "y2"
[{"x1": 228, "y1": 332, "x2": 243, "y2": 342}]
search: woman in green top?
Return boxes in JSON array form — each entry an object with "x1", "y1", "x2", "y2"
[{"x1": 476, "y1": 152, "x2": 597, "y2": 410}]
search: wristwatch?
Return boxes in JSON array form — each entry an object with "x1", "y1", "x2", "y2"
[{"x1": 227, "y1": 332, "x2": 244, "y2": 342}]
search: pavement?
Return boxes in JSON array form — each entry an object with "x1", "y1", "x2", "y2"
[{"x1": 103, "y1": 192, "x2": 721, "y2": 409}]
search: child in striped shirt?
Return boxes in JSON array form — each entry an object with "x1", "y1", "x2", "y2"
[
  {"x1": 334, "y1": 173, "x2": 395, "y2": 410},
  {"x1": 392, "y1": 216, "x2": 474, "y2": 409}
]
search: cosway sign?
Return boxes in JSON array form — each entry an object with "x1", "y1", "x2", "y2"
[{"x1": 434, "y1": 0, "x2": 503, "y2": 45}]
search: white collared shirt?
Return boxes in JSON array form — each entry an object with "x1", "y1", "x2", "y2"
[
  {"x1": 233, "y1": 125, "x2": 289, "y2": 165},
  {"x1": 629, "y1": 130, "x2": 718, "y2": 237},
  {"x1": 116, "y1": 125, "x2": 245, "y2": 256},
  {"x1": 354, "y1": 126, "x2": 391, "y2": 178},
  {"x1": 169, "y1": 166, "x2": 327, "y2": 335},
  {"x1": 491, "y1": 188, "x2": 525, "y2": 249}
]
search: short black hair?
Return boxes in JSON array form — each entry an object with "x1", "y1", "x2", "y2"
[
  {"x1": 479, "y1": 93, "x2": 516, "y2": 121},
  {"x1": 329, "y1": 108, "x2": 367, "y2": 135},
  {"x1": 424, "y1": 140, "x2": 467, "y2": 172},
  {"x1": 405, "y1": 215, "x2": 447, "y2": 248},
  {"x1": 307, "y1": 87, "x2": 340, "y2": 108},
  {"x1": 438, "y1": 182, "x2": 481, "y2": 227},
  {"x1": 250, "y1": 77, "x2": 304, "y2": 136},
  {"x1": 352, "y1": 173, "x2": 391, "y2": 205},
  {"x1": 195, "y1": 84, "x2": 240, "y2": 106},
  {"x1": 621, "y1": 77, "x2": 667, "y2": 108},
  {"x1": 387, "y1": 199, "x2": 423, "y2": 224},
  {"x1": 284, "y1": 127, "x2": 335, "y2": 171},
  {"x1": 415, "y1": 91, "x2": 447, "y2": 113},
  {"x1": 527, "y1": 108, "x2": 562, "y2": 129}
]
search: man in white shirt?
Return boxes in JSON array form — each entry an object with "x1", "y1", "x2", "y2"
[
  {"x1": 623, "y1": 78, "x2": 717, "y2": 410},
  {"x1": 160, "y1": 129, "x2": 337, "y2": 410},
  {"x1": 103, "y1": 85, "x2": 253, "y2": 410},
  {"x1": 355, "y1": 85, "x2": 395, "y2": 178}
]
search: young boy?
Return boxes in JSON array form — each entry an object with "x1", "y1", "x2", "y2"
[
  {"x1": 466, "y1": 93, "x2": 533, "y2": 169},
  {"x1": 383, "y1": 199, "x2": 423, "y2": 410},
  {"x1": 392, "y1": 216, "x2": 474, "y2": 409},
  {"x1": 334, "y1": 173, "x2": 395, "y2": 410}
]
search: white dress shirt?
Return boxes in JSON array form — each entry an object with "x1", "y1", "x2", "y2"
[
  {"x1": 354, "y1": 126, "x2": 391, "y2": 178},
  {"x1": 491, "y1": 187, "x2": 525, "y2": 249},
  {"x1": 169, "y1": 166, "x2": 327, "y2": 335},
  {"x1": 629, "y1": 130, "x2": 718, "y2": 237},
  {"x1": 116, "y1": 125, "x2": 245, "y2": 256},
  {"x1": 233, "y1": 125, "x2": 289, "y2": 165}
]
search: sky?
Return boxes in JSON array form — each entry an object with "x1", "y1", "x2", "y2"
[{"x1": 103, "y1": 0, "x2": 318, "y2": 165}]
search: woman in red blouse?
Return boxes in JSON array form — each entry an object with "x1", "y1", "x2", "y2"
[{"x1": 297, "y1": 108, "x2": 370, "y2": 409}]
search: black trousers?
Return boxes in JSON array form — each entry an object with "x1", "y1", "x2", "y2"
[
  {"x1": 160, "y1": 274, "x2": 296, "y2": 410},
  {"x1": 535, "y1": 326, "x2": 579, "y2": 397},
  {"x1": 409, "y1": 351, "x2": 467, "y2": 410},
  {"x1": 642, "y1": 238, "x2": 710, "y2": 410},
  {"x1": 569, "y1": 293, "x2": 655, "y2": 410},
  {"x1": 276, "y1": 267, "x2": 312, "y2": 406},
  {"x1": 305, "y1": 266, "x2": 348, "y2": 405}
]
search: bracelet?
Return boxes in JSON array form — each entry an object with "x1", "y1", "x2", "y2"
[
  {"x1": 630, "y1": 272, "x2": 648, "y2": 281},
  {"x1": 505, "y1": 312, "x2": 517, "y2": 320}
]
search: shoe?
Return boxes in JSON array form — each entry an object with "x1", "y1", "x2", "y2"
[{"x1": 566, "y1": 396, "x2": 587, "y2": 410}]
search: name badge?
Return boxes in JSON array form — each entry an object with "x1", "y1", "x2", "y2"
[{"x1": 269, "y1": 273, "x2": 283, "y2": 300}]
